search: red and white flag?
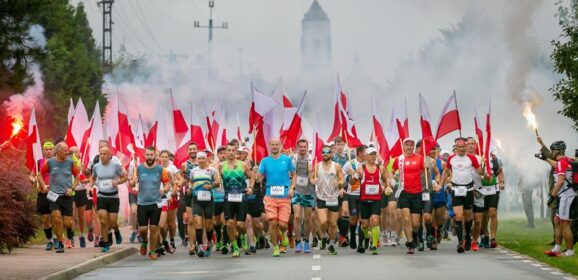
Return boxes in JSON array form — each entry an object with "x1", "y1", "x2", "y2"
[
  {"x1": 484, "y1": 101, "x2": 492, "y2": 176},
  {"x1": 236, "y1": 113, "x2": 242, "y2": 142},
  {"x1": 435, "y1": 91, "x2": 462, "y2": 140},
  {"x1": 282, "y1": 91, "x2": 306, "y2": 150},
  {"x1": 419, "y1": 93, "x2": 436, "y2": 154},
  {"x1": 250, "y1": 123, "x2": 269, "y2": 164},
  {"x1": 218, "y1": 110, "x2": 228, "y2": 146},
  {"x1": 327, "y1": 80, "x2": 342, "y2": 142},
  {"x1": 336, "y1": 76, "x2": 362, "y2": 147},
  {"x1": 145, "y1": 119, "x2": 158, "y2": 149},
  {"x1": 203, "y1": 98, "x2": 215, "y2": 151},
  {"x1": 86, "y1": 100, "x2": 104, "y2": 166},
  {"x1": 386, "y1": 104, "x2": 402, "y2": 158},
  {"x1": 170, "y1": 91, "x2": 189, "y2": 147},
  {"x1": 175, "y1": 103, "x2": 207, "y2": 167},
  {"x1": 312, "y1": 112, "x2": 324, "y2": 164},
  {"x1": 67, "y1": 98, "x2": 75, "y2": 126},
  {"x1": 474, "y1": 108, "x2": 484, "y2": 156},
  {"x1": 248, "y1": 82, "x2": 278, "y2": 133},
  {"x1": 26, "y1": 107, "x2": 42, "y2": 172},
  {"x1": 65, "y1": 98, "x2": 89, "y2": 148},
  {"x1": 396, "y1": 98, "x2": 409, "y2": 142},
  {"x1": 372, "y1": 96, "x2": 390, "y2": 161}
]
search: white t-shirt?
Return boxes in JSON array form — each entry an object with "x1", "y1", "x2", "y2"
[{"x1": 446, "y1": 154, "x2": 481, "y2": 186}]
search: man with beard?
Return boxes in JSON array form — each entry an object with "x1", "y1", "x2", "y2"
[
  {"x1": 291, "y1": 139, "x2": 315, "y2": 254},
  {"x1": 180, "y1": 142, "x2": 198, "y2": 251},
  {"x1": 29, "y1": 141, "x2": 55, "y2": 250}
]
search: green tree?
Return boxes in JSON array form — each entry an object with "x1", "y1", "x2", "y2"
[{"x1": 551, "y1": 1, "x2": 578, "y2": 132}]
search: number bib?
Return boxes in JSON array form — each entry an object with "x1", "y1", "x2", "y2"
[
  {"x1": 98, "y1": 179, "x2": 114, "y2": 192},
  {"x1": 47, "y1": 191, "x2": 60, "y2": 202},
  {"x1": 422, "y1": 192, "x2": 430, "y2": 201},
  {"x1": 483, "y1": 185, "x2": 497, "y2": 195},
  {"x1": 296, "y1": 176, "x2": 309, "y2": 187},
  {"x1": 326, "y1": 199, "x2": 338, "y2": 207},
  {"x1": 395, "y1": 188, "x2": 402, "y2": 199},
  {"x1": 197, "y1": 190, "x2": 212, "y2": 201},
  {"x1": 228, "y1": 193, "x2": 243, "y2": 202},
  {"x1": 365, "y1": 184, "x2": 379, "y2": 195},
  {"x1": 454, "y1": 186, "x2": 468, "y2": 197},
  {"x1": 270, "y1": 186, "x2": 285, "y2": 196}
]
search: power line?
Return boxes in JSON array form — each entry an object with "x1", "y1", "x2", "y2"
[
  {"x1": 149, "y1": 0, "x2": 195, "y2": 25},
  {"x1": 129, "y1": 0, "x2": 162, "y2": 49},
  {"x1": 115, "y1": 3, "x2": 151, "y2": 51}
]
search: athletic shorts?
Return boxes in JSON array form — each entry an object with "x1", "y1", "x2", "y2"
[
  {"x1": 347, "y1": 194, "x2": 360, "y2": 216},
  {"x1": 192, "y1": 198, "x2": 214, "y2": 219},
  {"x1": 97, "y1": 197, "x2": 120, "y2": 213},
  {"x1": 432, "y1": 188, "x2": 447, "y2": 209},
  {"x1": 291, "y1": 193, "x2": 315, "y2": 208},
  {"x1": 557, "y1": 196, "x2": 576, "y2": 221},
  {"x1": 451, "y1": 189, "x2": 474, "y2": 210},
  {"x1": 484, "y1": 192, "x2": 500, "y2": 209},
  {"x1": 473, "y1": 192, "x2": 486, "y2": 213},
  {"x1": 162, "y1": 196, "x2": 179, "y2": 212},
  {"x1": 225, "y1": 201, "x2": 247, "y2": 222},
  {"x1": 316, "y1": 198, "x2": 339, "y2": 212},
  {"x1": 264, "y1": 196, "x2": 291, "y2": 224},
  {"x1": 49, "y1": 195, "x2": 74, "y2": 217},
  {"x1": 86, "y1": 198, "x2": 93, "y2": 210},
  {"x1": 339, "y1": 193, "x2": 348, "y2": 207},
  {"x1": 74, "y1": 189, "x2": 88, "y2": 207},
  {"x1": 184, "y1": 194, "x2": 193, "y2": 208},
  {"x1": 214, "y1": 201, "x2": 225, "y2": 216},
  {"x1": 137, "y1": 204, "x2": 161, "y2": 226},
  {"x1": 398, "y1": 191, "x2": 423, "y2": 215},
  {"x1": 422, "y1": 192, "x2": 433, "y2": 214},
  {"x1": 36, "y1": 192, "x2": 51, "y2": 215},
  {"x1": 359, "y1": 200, "x2": 381, "y2": 220},
  {"x1": 381, "y1": 193, "x2": 388, "y2": 209},
  {"x1": 246, "y1": 199, "x2": 262, "y2": 218},
  {"x1": 129, "y1": 193, "x2": 138, "y2": 205}
]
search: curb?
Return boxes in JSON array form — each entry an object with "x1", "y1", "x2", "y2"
[{"x1": 40, "y1": 247, "x2": 138, "y2": 280}]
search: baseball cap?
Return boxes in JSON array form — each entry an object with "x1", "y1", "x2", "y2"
[{"x1": 366, "y1": 147, "x2": 378, "y2": 154}]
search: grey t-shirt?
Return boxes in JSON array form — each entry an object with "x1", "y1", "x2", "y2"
[
  {"x1": 292, "y1": 154, "x2": 314, "y2": 195},
  {"x1": 45, "y1": 158, "x2": 76, "y2": 195},
  {"x1": 92, "y1": 161, "x2": 124, "y2": 198}
]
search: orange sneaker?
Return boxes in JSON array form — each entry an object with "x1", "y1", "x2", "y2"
[
  {"x1": 279, "y1": 244, "x2": 287, "y2": 253},
  {"x1": 471, "y1": 242, "x2": 479, "y2": 251},
  {"x1": 545, "y1": 250, "x2": 561, "y2": 257},
  {"x1": 148, "y1": 251, "x2": 158, "y2": 260},
  {"x1": 65, "y1": 239, "x2": 72, "y2": 249},
  {"x1": 140, "y1": 243, "x2": 148, "y2": 255}
]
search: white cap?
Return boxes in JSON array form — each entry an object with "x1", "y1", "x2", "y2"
[
  {"x1": 237, "y1": 146, "x2": 249, "y2": 153},
  {"x1": 196, "y1": 151, "x2": 208, "y2": 158},
  {"x1": 402, "y1": 138, "x2": 415, "y2": 144},
  {"x1": 366, "y1": 147, "x2": 378, "y2": 154}
]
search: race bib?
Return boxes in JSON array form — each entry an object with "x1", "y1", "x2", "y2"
[
  {"x1": 365, "y1": 184, "x2": 379, "y2": 195},
  {"x1": 270, "y1": 186, "x2": 285, "y2": 196},
  {"x1": 197, "y1": 190, "x2": 212, "y2": 201},
  {"x1": 395, "y1": 188, "x2": 402, "y2": 199},
  {"x1": 422, "y1": 192, "x2": 430, "y2": 201},
  {"x1": 326, "y1": 199, "x2": 338, "y2": 207},
  {"x1": 297, "y1": 176, "x2": 309, "y2": 187},
  {"x1": 47, "y1": 191, "x2": 60, "y2": 202},
  {"x1": 98, "y1": 179, "x2": 114, "y2": 192},
  {"x1": 483, "y1": 185, "x2": 497, "y2": 195},
  {"x1": 454, "y1": 186, "x2": 467, "y2": 197},
  {"x1": 228, "y1": 193, "x2": 243, "y2": 202}
]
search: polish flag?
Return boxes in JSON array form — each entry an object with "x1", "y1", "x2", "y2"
[
  {"x1": 116, "y1": 95, "x2": 133, "y2": 158},
  {"x1": 218, "y1": 110, "x2": 228, "y2": 146},
  {"x1": 86, "y1": 101, "x2": 104, "y2": 166},
  {"x1": 396, "y1": 98, "x2": 409, "y2": 141},
  {"x1": 67, "y1": 98, "x2": 75, "y2": 126},
  {"x1": 26, "y1": 107, "x2": 42, "y2": 172},
  {"x1": 250, "y1": 122, "x2": 269, "y2": 164},
  {"x1": 484, "y1": 101, "x2": 492, "y2": 176},
  {"x1": 236, "y1": 113, "x2": 242, "y2": 142},
  {"x1": 211, "y1": 97, "x2": 223, "y2": 150},
  {"x1": 372, "y1": 97, "x2": 390, "y2": 161},
  {"x1": 203, "y1": 99, "x2": 215, "y2": 151},
  {"x1": 386, "y1": 104, "x2": 402, "y2": 158},
  {"x1": 170, "y1": 91, "x2": 189, "y2": 147},
  {"x1": 312, "y1": 113, "x2": 324, "y2": 164},
  {"x1": 248, "y1": 82, "x2": 278, "y2": 134},
  {"x1": 282, "y1": 94, "x2": 293, "y2": 108},
  {"x1": 131, "y1": 115, "x2": 146, "y2": 162},
  {"x1": 65, "y1": 98, "x2": 89, "y2": 148},
  {"x1": 175, "y1": 103, "x2": 206, "y2": 167},
  {"x1": 79, "y1": 118, "x2": 93, "y2": 166},
  {"x1": 327, "y1": 82, "x2": 342, "y2": 142},
  {"x1": 474, "y1": 109, "x2": 485, "y2": 156},
  {"x1": 419, "y1": 93, "x2": 436, "y2": 154},
  {"x1": 336, "y1": 76, "x2": 362, "y2": 147},
  {"x1": 145, "y1": 120, "x2": 158, "y2": 149},
  {"x1": 435, "y1": 91, "x2": 462, "y2": 140},
  {"x1": 263, "y1": 79, "x2": 285, "y2": 150},
  {"x1": 282, "y1": 92, "x2": 306, "y2": 150}
]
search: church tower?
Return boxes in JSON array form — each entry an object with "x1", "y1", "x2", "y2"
[{"x1": 301, "y1": 0, "x2": 332, "y2": 71}]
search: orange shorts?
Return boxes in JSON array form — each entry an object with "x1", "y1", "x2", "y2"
[{"x1": 264, "y1": 196, "x2": 291, "y2": 225}]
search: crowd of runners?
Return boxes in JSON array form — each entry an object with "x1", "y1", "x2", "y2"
[{"x1": 40, "y1": 132, "x2": 571, "y2": 260}]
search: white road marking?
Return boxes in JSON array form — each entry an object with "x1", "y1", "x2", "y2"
[
  {"x1": 513, "y1": 256, "x2": 523, "y2": 259},
  {"x1": 531, "y1": 263, "x2": 542, "y2": 267},
  {"x1": 312, "y1": 265, "x2": 322, "y2": 271},
  {"x1": 563, "y1": 277, "x2": 575, "y2": 280},
  {"x1": 550, "y1": 271, "x2": 562, "y2": 275},
  {"x1": 313, "y1": 254, "x2": 321, "y2": 259},
  {"x1": 540, "y1": 267, "x2": 552, "y2": 271},
  {"x1": 312, "y1": 277, "x2": 322, "y2": 280},
  {"x1": 521, "y1": 260, "x2": 532, "y2": 263}
]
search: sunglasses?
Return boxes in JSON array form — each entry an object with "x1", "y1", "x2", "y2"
[{"x1": 321, "y1": 150, "x2": 331, "y2": 155}]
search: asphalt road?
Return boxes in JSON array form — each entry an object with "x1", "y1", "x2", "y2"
[{"x1": 77, "y1": 239, "x2": 575, "y2": 280}]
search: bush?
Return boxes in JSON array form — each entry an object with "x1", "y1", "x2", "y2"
[{"x1": 0, "y1": 146, "x2": 38, "y2": 253}]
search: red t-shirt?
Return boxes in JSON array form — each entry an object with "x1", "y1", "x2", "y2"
[{"x1": 392, "y1": 154, "x2": 425, "y2": 194}]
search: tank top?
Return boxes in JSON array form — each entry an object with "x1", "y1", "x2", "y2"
[
  {"x1": 360, "y1": 164, "x2": 382, "y2": 201},
  {"x1": 222, "y1": 161, "x2": 247, "y2": 195},
  {"x1": 316, "y1": 162, "x2": 339, "y2": 202},
  {"x1": 136, "y1": 165, "x2": 163, "y2": 206},
  {"x1": 294, "y1": 154, "x2": 314, "y2": 195}
]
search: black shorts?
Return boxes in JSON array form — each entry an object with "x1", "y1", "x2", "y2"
[
  {"x1": 339, "y1": 193, "x2": 348, "y2": 207},
  {"x1": 398, "y1": 191, "x2": 423, "y2": 215},
  {"x1": 451, "y1": 189, "x2": 474, "y2": 210},
  {"x1": 214, "y1": 202, "x2": 225, "y2": 216},
  {"x1": 36, "y1": 192, "x2": 51, "y2": 215},
  {"x1": 74, "y1": 189, "x2": 88, "y2": 207},
  {"x1": 137, "y1": 204, "x2": 161, "y2": 226},
  {"x1": 422, "y1": 192, "x2": 433, "y2": 214},
  {"x1": 97, "y1": 197, "x2": 120, "y2": 213},
  {"x1": 359, "y1": 200, "x2": 381, "y2": 220},
  {"x1": 316, "y1": 198, "x2": 340, "y2": 212},
  {"x1": 484, "y1": 192, "x2": 500, "y2": 209},
  {"x1": 192, "y1": 198, "x2": 214, "y2": 219},
  {"x1": 129, "y1": 193, "x2": 138, "y2": 205},
  {"x1": 347, "y1": 194, "x2": 360, "y2": 216},
  {"x1": 224, "y1": 201, "x2": 247, "y2": 221},
  {"x1": 49, "y1": 195, "x2": 74, "y2": 217},
  {"x1": 86, "y1": 198, "x2": 93, "y2": 210},
  {"x1": 246, "y1": 199, "x2": 262, "y2": 218},
  {"x1": 184, "y1": 194, "x2": 193, "y2": 208}
]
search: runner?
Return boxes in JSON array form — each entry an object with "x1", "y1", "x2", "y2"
[
  {"x1": 383, "y1": 157, "x2": 401, "y2": 247},
  {"x1": 332, "y1": 136, "x2": 350, "y2": 247},
  {"x1": 353, "y1": 146, "x2": 387, "y2": 255},
  {"x1": 242, "y1": 146, "x2": 264, "y2": 254},
  {"x1": 545, "y1": 141, "x2": 575, "y2": 257},
  {"x1": 467, "y1": 137, "x2": 485, "y2": 252},
  {"x1": 213, "y1": 146, "x2": 228, "y2": 254},
  {"x1": 342, "y1": 145, "x2": 366, "y2": 249},
  {"x1": 130, "y1": 146, "x2": 171, "y2": 260},
  {"x1": 415, "y1": 140, "x2": 441, "y2": 251},
  {"x1": 220, "y1": 142, "x2": 254, "y2": 258},
  {"x1": 479, "y1": 150, "x2": 505, "y2": 248},
  {"x1": 159, "y1": 150, "x2": 180, "y2": 254},
  {"x1": 29, "y1": 141, "x2": 55, "y2": 250},
  {"x1": 189, "y1": 151, "x2": 220, "y2": 257},
  {"x1": 311, "y1": 145, "x2": 345, "y2": 255},
  {"x1": 431, "y1": 145, "x2": 448, "y2": 246},
  {"x1": 128, "y1": 156, "x2": 139, "y2": 244},
  {"x1": 180, "y1": 142, "x2": 198, "y2": 254},
  {"x1": 439, "y1": 138, "x2": 484, "y2": 253},
  {"x1": 38, "y1": 142, "x2": 80, "y2": 253},
  {"x1": 258, "y1": 138, "x2": 297, "y2": 257},
  {"x1": 291, "y1": 139, "x2": 315, "y2": 254},
  {"x1": 90, "y1": 146, "x2": 127, "y2": 252}
]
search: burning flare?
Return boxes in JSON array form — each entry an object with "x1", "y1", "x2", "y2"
[
  {"x1": 522, "y1": 103, "x2": 537, "y2": 130},
  {"x1": 11, "y1": 118, "x2": 23, "y2": 138}
]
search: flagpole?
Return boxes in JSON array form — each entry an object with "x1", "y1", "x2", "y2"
[
  {"x1": 422, "y1": 139, "x2": 430, "y2": 192},
  {"x1": 252, "y1": 124, "x2": 257, "y2": 164},
  {"x1": 453, "y1": 90, "x2": 463, "y2": 138}
]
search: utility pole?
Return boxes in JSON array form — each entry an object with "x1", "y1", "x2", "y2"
[
  {"x1": 194, "y1": 0, "x2": 228, "y2": 79},
  {"x1": 99, "y1": 0, "x2": 114, "y2": 73}
]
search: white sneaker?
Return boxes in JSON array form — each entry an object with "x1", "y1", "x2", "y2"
[{"x1": 563, "y1": 250, "x2": 575, "y2": 257}]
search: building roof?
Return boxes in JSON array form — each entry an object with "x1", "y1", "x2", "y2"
[{"x1": 303, "y1": 0, "x2": 329, "y2": 21}]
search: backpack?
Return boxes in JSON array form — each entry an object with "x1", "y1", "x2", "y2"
[{"x1": 568, "y1": 159, "x2": 578, "y2": 191}]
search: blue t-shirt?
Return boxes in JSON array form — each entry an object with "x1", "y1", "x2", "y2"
[{"x1": 259, "y1": 154, "x2": 295, "y2": 198}]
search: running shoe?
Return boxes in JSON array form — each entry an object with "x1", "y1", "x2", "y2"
[
  {"x1": 221, "y1": 244, "x2": 229, "y2": 255},
  {"x1": 273, "y1": 245, "x2": 280, "y2": 257},
  {"x1": 328, "y1": 244, "x2": 337, "y2": 255},
  {"x1": 320, "y1": 238, "x2": 328, "y2": 250},
  {"x1": 431, "y1": 240, "x2": 438, "y2": 250},
  {"x1": 280, "y1": 244, "x2": 287, "y2": 254},
  {"x1": 465, "y1": 238, "x2": 472, "y2": 251},
  {"x1": 426, "y1": 236, "x2": 433, "y2": 249},
  {"x1": 339, "y1": 236, "x2": 349, "y2": 247},
  {"x1": 471, "y1": 242, "x2": 479, "y2": 251},
  {"x1": 148, "y1": 251, "x2": 158, "y2": 260},
  {"x1": 418, "y1": 242, "x2": 425, "y2": 252},
  {"x1": 129, "y1": 231, "x2": 137, "y2": 243},
  {"x1": 55, "y1": 241, "x2": 64, "y2": 253},
  {"x1": 349, "y1": 236, "x2": 357, "y2": 249},
  {"x1": 482, "y1": 236, "x2": 491, "y2": 249},
  {"x1": 216, "y1": 241, "x2": 223, "y2": 251},
  {"x1": 312, "y1": 237, "x2": 319, "y2": 248},
  {"x1": 45, "y1": 241, "x2": 54, "y2": 251},
  {"x1": 232, "y1": 247, "x2": 240, "y2": 258},
  {"x1": 163, "y1": 240, "x2": 174, "y2": 254},
  {"x1": 370, "y1": 246, "x2": 378, "y2": 255},
  {"x1": 241, "y1": 234, "x2": 249, "y2": 252},
  {"x1": 248, "y1": 245, "x2": 257, "y2": 254},
  {"x1": 281, "y1": 233, "x2": 289, "y2": 248},
  {"x1": 87, "y1": 227, "x2": 94, "y2": 242},
  {"x1": 79, "y1": 236, "x2": 86, "y2": 248},
  {"x1": 295, "y1": 241, "x2": 302, "y2": 253},
  {"x1": 407, "y1": 247, "x2": 415, "y2": 254},
  {"x1": 65, "y1": 239, "x2": 72, "y2": 249},
  {"x1": 188, "y1": 246, "x2": 196, "y2": 256},
  {"x1": 563, "y1": 251, "x2": 575, "y2": 257},
  {"x1": 490, "y1": 238, "x2": 498, "y2": 248},
  {"x1": 101, "y1": 244, "x2": 110, "y2": 253},
  {"x1": 545, "y1": 249, "x2": 561, "y2": 257},
  {"x1": 140, "y1": 242, "x2": 148, "y2": 256},
  {"x1": 205, "y1": 243, "x2": 212, "y2": 257},
  {"x1": 197, "y1": 245, "x2": 205, "y2": 258},
  {"x1": 114, "y1": 230, "x2": 122, "y2": 245},
  {"x1": 108, "y1": 232, "x2": 113, "y2": 246},
  {"x1": 457, "y1": 241, "x2": 465, "y2": 254},
  {"x1": 304, "y1": 241, "x2": 311, "y2": 254},
  {"x1": 170, "y1": 240, "x2": 176, "y2": 252},
  {"x1": 257, "y1": 236, "x2": 266, "y2": 250},
  {"x1": 357, "y1": 239, "x2": 366, "y2": 254},
  {"x1": 94, "y1": 236, "x2": 100, "y2": 247}
]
